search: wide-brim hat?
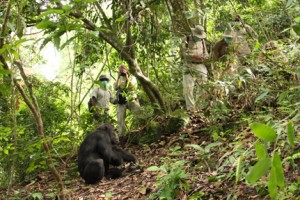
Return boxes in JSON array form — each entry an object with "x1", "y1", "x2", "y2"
[
  {"x1": 222, "y1": 29, "x2": 234, "y2": 38},
  {"x1": 99, "y1": 74, "x2": 109, "y2": 81},
  {"x1": 191, "y1": 25, "x2": 206, "y2": 39}
]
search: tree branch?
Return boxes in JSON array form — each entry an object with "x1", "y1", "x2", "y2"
[
  {"x1": 94, "y1": 2, "x2": 114, "y2": 31},
  {"x1": 0, "y1": 0, "x2": 12, "y2": 48}
]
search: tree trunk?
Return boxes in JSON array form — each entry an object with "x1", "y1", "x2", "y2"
[
  {"x1": 168, "y1": 0, "x2": 193, "y2": 36},
  {"x1": 14, "y1": 62, "x2": 67, "y2": 199}
]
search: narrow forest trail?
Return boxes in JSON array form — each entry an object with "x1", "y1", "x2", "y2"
[{"x1": 2, "y1": 113, "x2": 298, "y2": 199}]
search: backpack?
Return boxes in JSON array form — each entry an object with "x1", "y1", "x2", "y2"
[
  {"x1": 116, "y1": 89, "x2": 127, "y2": 104},
  {"x1": 88, "y1": 98, "x2": 93, "y2": 112}
]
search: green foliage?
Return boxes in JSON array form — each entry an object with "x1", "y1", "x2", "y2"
[
  {"x1": 0, "y1": 78, "x2": 75, "y2": 186},
  {"x1": 255, "y1": 141, "x2": 267, "y2": 159},
  {"x1": 147, "y1": 160, "x2": 190, "y2": 200},
  {"x1": 0, "y1": 0, "x2": 299, "y2": 198},
  {"x1": 246, "y1": 122, "x2": 297, "y2": 199},
  {"x1": 30, "y1": 192, "x2": 43, "y2": 200},
  {"x1": 246, "y1": 157, "x2": 271, "y2": 184},
  {"x1": 235, "y1": 155, "x2": 243, "y2": 184},
  {"x1": 287, "y1": 121, "x2": 295, "y2": 148},
  {"x1": 250, "y1": 122, "x2": 277, "y2": 142}
]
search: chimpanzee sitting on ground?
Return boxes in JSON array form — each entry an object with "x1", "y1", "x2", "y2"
[{"x1": 77, "y1": 124, "x2": 137, "y2": 184}]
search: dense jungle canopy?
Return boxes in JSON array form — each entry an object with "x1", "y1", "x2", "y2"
[{"x1": 0, "y1": 0, "x2": 300, "y2": 199}]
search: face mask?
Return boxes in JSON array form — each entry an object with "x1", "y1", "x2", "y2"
[
  {"x1": 101, "y1": 81, "x2": 108, "y2": 87},
  {"x1": 193, "y1": 36, "x2": 201, "y2": 42},
  {"x1": 235, "y1": 22, "x2": 241, "y2": 27},
  {"x1": 224, "y1": 38, "x2": 232, "y2": 44}
]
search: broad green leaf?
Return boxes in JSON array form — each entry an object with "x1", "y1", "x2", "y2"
[
  {"x1": 250, "y1": 123, "x2": 277, "y2": 142},
  {"x1": 4, "y1": 149, "x2": 9, "y2": 155},
  {"x1": 53, "y1": 136, "x2": 71, "y2": 145},
  {"x1": 235, "y1": 155, "x2": 243, "y2": 184},
  {"x1": 37, "y1": 9, "x2": 64, "y2": 19},
  {"x1": 185, "y1": 144, "x2": 205, "y2": 151},
  {"x1": 255, "y1": 141, "x2": 267, "y2": 159},
  {"x1": 268, "y1": 166, "x2": 278, "y2": 200},
  {"x1": 0, "y1": 68, "x2": 11, "y2": 75},
  {"x1": 255, "y1": 90, "x2": 269, "y2": 102},
  {"x1": 36, "y1": 21, "x2": 57, "y2": 29},
  {"x1": 31, "y1": 192, "x2": 43, "y2": 200},
  {"x1": 204, "y1": 142, "x2": 222, "y2": 152},
  {"x1": 146, "y1": 166, "x2": 160, "y2": 171},
  {"x1": 286, "y1": 0, "x2": 295, "y2": 8},
  {"x1": 246, "y1": 157, "x2": 271, "y2": 184},
  {"x1": 294, "y1": 16, "x2": 300, "y2": 23},
  {"x1": 287, "y1": 121, "x2": 295, "y2": 148},
  {"x1": 0, "y1": 44, "x2": 10, "y2": 54},
  {"x1": 115, "y1": 16, "x2": 127, "y2": 22},
  {"x1": 14, "y1": 38, "x2": 27, "y2": 47},
  {"x1": 273, "y1": 153, "x2": 284, "y2": 188},
  {"x1": 293, "y1": 24, "x2": 300, "y2": 35},
  {"x1": 62, "y1": 5, "x2": 72, "y2": 12}
]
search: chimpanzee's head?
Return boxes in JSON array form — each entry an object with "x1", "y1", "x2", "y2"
[{"x1": 100, "y1": 124, "x2": 119, "y2": 144}]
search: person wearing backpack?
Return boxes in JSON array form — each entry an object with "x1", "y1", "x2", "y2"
[
  {"x1": 181, "y1": 25, "x2": 209, "y2": 112},
  {"x1": 114, "y1": 64, "x2": 140, "y2": 136},
  {"x1": 90, "y1": 74, "x2": 115, "y2": 126}
]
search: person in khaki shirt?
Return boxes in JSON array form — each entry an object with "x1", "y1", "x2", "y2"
[
  {"x1": 212, "y1": 29, "x2": 240, "y2": 77},
  {"x1": 231, "y1": 15, "x2": 257, "y2": 58},
  {"x1": 181, "y1": 25, "x2": 209, "y2": 112}
]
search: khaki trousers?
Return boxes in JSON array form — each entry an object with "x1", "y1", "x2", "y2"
[
  {"x1": 117, "y1": 100, "x2": 140, "y2": 136},
  {"x1": 183, "y1": 63, "x2": 208, "y2": 111}
]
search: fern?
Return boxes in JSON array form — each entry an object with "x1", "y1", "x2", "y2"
[{"x1": 283, "y1": 152, "x2": 300, "y2": 163}]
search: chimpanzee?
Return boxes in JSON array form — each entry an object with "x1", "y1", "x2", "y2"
[{"x1": 77, "y1": 124, "x2": 137, "y2": 184}]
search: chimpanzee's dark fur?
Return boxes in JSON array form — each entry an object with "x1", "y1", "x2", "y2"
[{"x1": 77, "y1": 124, "x2": 136, "y2": 184}]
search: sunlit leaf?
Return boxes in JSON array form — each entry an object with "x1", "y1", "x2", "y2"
[
  {"x1": 287, "y1": 121, "x2": 295, "y2": 148},
  {"x1": 36, "y1": 21, "x2": 57, "y2": 30},
  {"x1": 115, "y1": 16, "x2": 127, "y2": 22},
  {"x1": 294, "y1": 16, "x2": 300, "y2": 23},
  {"x1": 255, "y1": 141, "x2": 267, "y2": 159},
  {"x1": 255, "y1": 90, "x2": 269, "y2": 102},
  {"x1": 246, "y1": 157, "x2": 271, "y2": 184},
  {"x1": 235, "y1": 155, "x2": 243, "y2": 184},
  {"x1": 250, "y1": 123, "x2": 277, "y2": 142},
  {"x1": 146, "y1": 166, "x2": 160, "y2": 171},
  {"x1": 293, "y1": 24, "x2": 300, "y2": 35},
  {"x1": 268, "y1": 166, "x2": 278, "y2": 200},
  {"x1": 185, "y1": 144, "x2": 205, "y2": 151},
  {"x1": 37, "y1": 9, "x2": 64, "y2": 19},
  {"x1": 14, "y1": 38, "x2": 27, "y2": 47},
  {"x1": 286, "y1": 0, "x2": 296, "y2": 8},
  {"x1": 0, "y1": 68, "x2": 11, "y2": 75},
  {"x1": 4, "y1": 149, "x2": 9, "y2": 155},
  {"x1": 273, "y1": 152, "x2": 284, "y2": 188},
  {"x1": 31, "y1": 192, "x2": 43, "y2": 200},
  {"x1": 204, "y1": 142, "x2": 222, "y2": 152}
]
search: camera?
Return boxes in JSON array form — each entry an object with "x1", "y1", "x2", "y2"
[{"x1": 120, "y1": 72, "x2": 127, "y2": 76}]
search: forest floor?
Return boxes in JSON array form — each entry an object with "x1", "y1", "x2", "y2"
[{"x1": 1, "y1": 112, "x2": 299, "y2": 200}]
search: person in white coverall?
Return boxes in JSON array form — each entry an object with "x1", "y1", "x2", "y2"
[{"x1": 90, "y1": 74, "x2": 115, "y2": 126}]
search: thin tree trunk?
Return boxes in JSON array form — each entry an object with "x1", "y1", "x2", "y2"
[
  {"x1": 14, "y1": 62, "x2": 67, "y2": 199},
  {"x1": 7, "y1": 77, "x2": 17, "y2": 196}
]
